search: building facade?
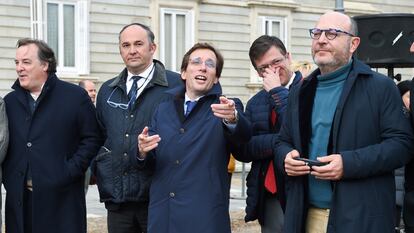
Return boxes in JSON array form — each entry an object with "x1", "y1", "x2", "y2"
[{"x1": 1, "y1": 0, "x2": 413, "y2": 100}]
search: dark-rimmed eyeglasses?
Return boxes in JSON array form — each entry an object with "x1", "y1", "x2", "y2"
[
  {"x1": 309, "y1": 28, "x2": 355, "y2": 40},
  {"x1": 256, "y1": 56, "x2": 286, "y2": 74},
  {"x1": 106, "y1": 87, "x2": 133, "y2": 110}
]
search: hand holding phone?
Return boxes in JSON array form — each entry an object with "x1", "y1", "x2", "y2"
[{"x1": 293, "y1": 157, "x2": 328, "y2": 167}]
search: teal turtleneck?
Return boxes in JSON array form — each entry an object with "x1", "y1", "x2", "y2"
[{"x1": 308, "y1": 59, "x2": 352, "y2": 209}]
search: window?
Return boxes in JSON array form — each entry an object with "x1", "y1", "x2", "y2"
[
  {"x1": 31, "y1": 0, "x2": 89, "y2": 76},
  {"x1": 260, "y1": 16, "x2": 287, "y2": 45},
  {"x1": 160, "y1": 8, "x2": 194, "y2": 72}
]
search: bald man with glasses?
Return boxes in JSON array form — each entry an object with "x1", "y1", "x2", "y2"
[{"x1": 275, "y1": 11, "x2": 413, "y2": 233}]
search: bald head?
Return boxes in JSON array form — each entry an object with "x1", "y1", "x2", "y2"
[
  {"x1": 317, "y1": 12, "x2": 355, "y2": 35},
  {"x1": 79, "y1": 80, "x2": 97, "y2": 104},
  {"x1": 411, "y1": 42, "x2": 414, "y2": 53},
  {"x1": 311, "y1": 11, "x2": 360, "y2": 75}
]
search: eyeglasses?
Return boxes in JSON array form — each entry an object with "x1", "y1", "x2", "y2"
[
  {"x1": 106, "y1": 65, "x2": 155, "y2": 110},
  {"x1": 256, "y1": 57, "x2": 286, "y2": 74},
  {"x1": 106, "y1": 87, "x2": 133, "y2": 110},
  {"x1": 189, "y1": 57, "x2": 216, "y2": 69},
  {"x1": 309, "y1": 28, "x2": 355, "y2": 40}
]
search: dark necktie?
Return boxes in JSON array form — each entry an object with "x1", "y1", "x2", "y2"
[
  {"x1": 185, "y1": 101, "x2": 197, "y2": 117},
  {"x1": 264, "y1": 109, "x2": 278, "y2": 194},
  {"x1": 128, "y1": 76, "x2": 141, "y2": 108}
]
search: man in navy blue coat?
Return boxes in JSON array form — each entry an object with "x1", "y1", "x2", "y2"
[
  {"x1": 4, "y1": 38, "x2": 102, "y2": 233},
  {"x1": 275, "y1": 12, "x2": 413, "y2": 233},
  {"x1": 232, "y1": 35, "x2": 302, "y2": 233},
  {"x1": 137, "y1": 43, "x2": 251, "y2": 233}
]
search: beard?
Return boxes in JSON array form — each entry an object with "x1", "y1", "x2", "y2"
[{"x1": 312, "y1": 43, "x2": 351, "y2": 74}]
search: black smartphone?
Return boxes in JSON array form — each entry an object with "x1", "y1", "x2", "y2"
[{"x1": 293, "y1": 157, "x2": 328, "y2": 166}]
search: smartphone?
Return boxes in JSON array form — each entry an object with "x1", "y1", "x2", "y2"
[{"x1": 294, "y1": 157, "x2": 328, "y2": 166}]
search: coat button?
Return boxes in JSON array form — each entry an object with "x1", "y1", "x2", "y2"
[
  {"x1": 125, "y1": 134, "x2": 129, "y2": 138},
  {"x1": 169, "y1": 192, "x2": 175, "y2": 198},
  {"x1": 130, "y1": 114, "x2": 134, "y2": 118},
  {"x1": 123, "y1": 153, "x2": 128, "y2": 157},
  {"x1": 27, "y1": 142, "x2": 32, "y2": 147},
  {"x1": 175, "y1": 160, "x2": 180, "y2": 165},
  {"x1": 179, "y1": 128, "x2": 185, "y2": 133}
]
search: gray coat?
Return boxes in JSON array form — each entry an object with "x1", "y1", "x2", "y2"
[{"x1": 0, "y1": 97, "x2": 9, "y2": 229}]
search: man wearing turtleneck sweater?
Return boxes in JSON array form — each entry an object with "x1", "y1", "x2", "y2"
[{"x1": 275, "y1": 12, "x2": 413, "y2": 233}]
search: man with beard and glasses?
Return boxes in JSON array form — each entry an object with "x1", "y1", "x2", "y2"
[{"x1": 274, "y1": 11, "x2": 413, "y2": 233}]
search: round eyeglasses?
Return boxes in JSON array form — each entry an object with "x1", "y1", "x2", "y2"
[{"x1": 309, "y1": 28, "x2": 355, "y2": 40}]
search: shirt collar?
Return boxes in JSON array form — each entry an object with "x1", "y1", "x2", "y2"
[
  {"x1": 285, "y1": 72, "x2": 296, "y2": 88},
  {"x1": 127, "y1": 62, "x2": 155, "y2": 81},
  {"x1": 184, "y1": 93, "x2": 203, "y2": 103}
]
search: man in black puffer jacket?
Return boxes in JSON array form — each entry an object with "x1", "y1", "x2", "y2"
[{"x1": 233, "y1": 35, "x2": 302, "y2": 233}]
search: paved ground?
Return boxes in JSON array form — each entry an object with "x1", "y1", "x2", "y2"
[
  {"x1": 0, "y1": 172, "x2": 259, "y2": 232},
  {"x1": 86, "y1": 172, "x2": 260, "y2": 232}
]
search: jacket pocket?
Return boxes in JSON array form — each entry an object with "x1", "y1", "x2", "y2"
[{"x1": 94, "y1": 146, "x2": 114, "y2": 200}]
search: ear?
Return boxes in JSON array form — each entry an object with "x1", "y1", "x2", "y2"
[
  {"x1": 42, "y1": 62, "x2": 49, "y2": 73},
  {"x1": 213, "y1": 76, "x2": 219, "y2": 84},
  {"x1": 149, "y1": 43, "x2": 157, "y2": 54},
  {"x1": 410, "y1": 42, "x2": 414, "y2": 53},
  {"x1": 181, "y1": 70, "x2": 187, "y2": 81},
  {"x1": 349, "y1": 37, "x2": 360, "y2": 54}
]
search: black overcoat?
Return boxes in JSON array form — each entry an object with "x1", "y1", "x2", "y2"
[{"x1": 3, "y1": 74, "x2": 102, "y2": 233}]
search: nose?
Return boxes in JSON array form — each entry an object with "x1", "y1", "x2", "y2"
[
  {"x1": 317, "y1": 31, "x2": 329, "y2": 43},
  {"x1": 16, "y1": 63, "x2": 23, "y2": 72},
  {"x1": 199, "y1": 62, "x2": 207, "y2": 71},
  {"x1": 129, "y1": 45, "x2": 138, "y2": 54}
]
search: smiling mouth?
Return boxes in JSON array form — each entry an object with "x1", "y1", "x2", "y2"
[{"x1": 195, "y1": 75, "x2": 207, "y2": 81}]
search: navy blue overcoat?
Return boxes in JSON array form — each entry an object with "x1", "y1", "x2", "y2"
[
  {"x1": 275, "y1": 59, "x2": 414, "y2": 233},
  {"x1": 3, "y1": 75, "x2": 102, "y2": 233},
  {"x1": 145, "y1": 83, "x2": 251, "y2": 233}
]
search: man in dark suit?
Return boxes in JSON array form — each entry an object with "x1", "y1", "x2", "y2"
[{"x1": 4, "y1": 38, "x2": 102, "y2": 233}]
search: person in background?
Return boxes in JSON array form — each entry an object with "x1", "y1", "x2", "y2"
[
  {"x1": 79, "y1": 79, "x2": 98, "y2": 194},
  {"x1": 79, "y1": 80, "x2": 97, "y2": 104},
  {"x1": 232, "y1": 35, "x2": 302, "y2": 233},
  {"x1": 275, "y1": 12, "x2": 413, "y2": 233},
  {"x1": 228, "y1": 154, "x2": 236, "y2": 195},
  {"x1": 404, "y1": 42, "x2": 414, "y2": 233},
  {"x1": 396, "y1": 80, "x2": 411, "y2": 232},
  {"x1": 137, "y1": 43, "x2": 251, "y2": 233},
  {"x1": 93, "y1": 23, "x2": 181, "y2": 233},
  {"x1": 292, "y1": 60, "x2": 313, "y2": 78},
  {"x1": 4, "y1": 38, "x2": 101, "y2": 233}
]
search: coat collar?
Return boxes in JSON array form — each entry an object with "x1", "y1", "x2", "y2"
[{"x1": 11, "y1": 73, "x2": 58, "y2": 111}]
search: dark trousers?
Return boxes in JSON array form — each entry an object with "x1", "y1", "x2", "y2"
[
  {"x1": 107, "y1": 201, "x2": 148, "y2": 233},
  {"x1": 24, "y1": 189, "x2": 32, "y2": 233}
]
